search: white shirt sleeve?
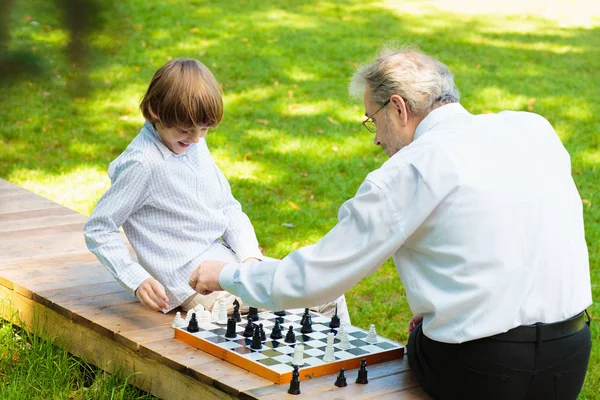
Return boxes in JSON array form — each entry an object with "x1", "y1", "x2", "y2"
[
  {"x1": 213, "y1": 163, "x2": 263, "y2": 262},
  {"x1": 219, "y1": 176, "x2": 416, "y2": 311},
  {"x1": 83, "y1": 160, "x2": 153, "y2": 294}
]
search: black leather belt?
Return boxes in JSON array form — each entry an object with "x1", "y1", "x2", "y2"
[{"x1": 489, "y1": 311, "x2": 587, "y2": 342}]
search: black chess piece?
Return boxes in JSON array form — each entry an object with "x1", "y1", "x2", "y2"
[
  {"x1": 334, "y1": 368, "x2": 348, "y2": 387},
  {"x1": 243, "y1": 319, "x2": 255, "y2": 337},
  {"x1": 300, "y1": 317, "x2": 313, "y2": 334},
  {"x1": 232, "y1": 299, "x2": 242, "y2": 323},
  {"x1": 288, "y1": 365, "x2": 301, "y2": 395},
  {"x1": 259, "y1": 323, "x2": 266, "y2": 341},
  {"x1": 329, "y1": 304, "x2": 341, "y2": 329},
  {"x1": 225, "y1": 317, "x2": 237, "y2": 339},
  {"x1": 248, "y1": 307, "x2": 259, "y2": 322},
  {"x1": 356, "y1": 358, "x2": 369, "y2": 384},
  {"x1": 270, "y1": 320, "x2": 283, "y2": 340},
  {"x1": 186, "y1": 313, "x2": 200, "y2": 333},
  {"x1": 284, "y1": 325, "x2": 296, "y2": 343},
  {"x1": 274, "y1": 310, "x2": 287, "y2": 316},
  {"x1": 300, "y1": 308, "x2": 310, "y2": 325},
  {"x1": 251, "y1": 325, "x2": 262, "y2": 350}
]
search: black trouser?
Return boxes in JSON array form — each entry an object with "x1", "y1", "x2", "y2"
[{"x1": 407, "y1": 315, "x2": 591, "y2": 400}]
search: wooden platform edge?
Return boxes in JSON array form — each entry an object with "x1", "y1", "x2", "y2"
[{"x1": 0, "y1": 285, "x2": 235, "y2": 400}]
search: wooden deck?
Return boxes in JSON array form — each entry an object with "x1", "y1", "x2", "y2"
[{"x1": 0, "y1": 178, "x2": 429, "y2": 399}]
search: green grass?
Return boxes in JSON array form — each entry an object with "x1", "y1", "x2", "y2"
[{"x1": 0, "y1": 0, "x2": 598, "y2": 398}]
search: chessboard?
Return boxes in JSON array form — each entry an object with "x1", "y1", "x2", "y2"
[{"x1": 174, "y1": 308, "x2": 405, "y2": 384}]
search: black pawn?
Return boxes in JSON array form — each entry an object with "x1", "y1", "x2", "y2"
[
  {"x1": 274, "y1": 310, "x2": 287, "y2": 316},
  {"x1": 243, "y1": 319, "x2": 255, "y2": 337},
  {"x1": 270, "y1": 320, "x2": 283, "y2": 340},
  {"x1": 356, "y1": 358, "x2": 368, "y2": 384},
  {"x1": 300, "y1": 317, "x2": 313, "y2": 334},
  {"x1": 225, "y1": 317, "x2": 237, "y2": 339},
  {"x1": 259, "y1": 323, "x2": 267, "y2": 341},
  {"x1": 232, "y1": 299, "x2": 242, "y2": 323},
  {"x1": 284, "y1": 325, "x2": 296, "y2": 343},
  {"x1": 329, "y1": 305, "x2": 340, "y2": 329},
  {"x1": 288, "y1": 365, "x2": 301, "y2": 395},
  {"x1": 334, "y1": 368, "x2": 347, "y2": 387},
  {"x1": 251, "y1": 325, "x2": 262, "y2": 350},
  {"x1": 248, "y1": 307, "x2": 259, "y2": 322},
  {"x1": 300, "y1": 308, "x2": 310, "y2": 325},
  {"x1": 186, "y1": 313, "x2": 199, "y2": 333}
]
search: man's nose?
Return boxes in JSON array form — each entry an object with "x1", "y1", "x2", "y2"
[{"x1": 373, "y1": 135, "x2": 380, "y2": 146}]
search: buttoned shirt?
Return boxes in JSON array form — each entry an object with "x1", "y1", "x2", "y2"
[
  {"x1": 219, "y1": 103, "x2": 592, "y2": 343},
  {"x1": 84, "y1": 121, "x2": 262, "y2": 311}
]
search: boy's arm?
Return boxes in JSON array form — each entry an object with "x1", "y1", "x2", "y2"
[
  {"x1": 213, "y1": 164, "x2": 263, "y2": 262},
  {"x1": 83, "y1": 160, "x2": 153, "y2": 296}
]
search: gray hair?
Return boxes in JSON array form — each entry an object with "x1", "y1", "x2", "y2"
[{"x1": 349, "y1": 46, "x2": 459, "y2": 116}]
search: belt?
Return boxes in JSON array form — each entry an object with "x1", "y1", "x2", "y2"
[{"x1": 489, "y1": 311, "x2": 587, "y2": 342}]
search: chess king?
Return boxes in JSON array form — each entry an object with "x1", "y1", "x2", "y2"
[{"x1": 190, "y1": 46, "x2": 592, "y2": 400}]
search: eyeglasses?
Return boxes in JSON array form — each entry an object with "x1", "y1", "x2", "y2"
[{"x1": 362, "y1": 99, "x2": 390, "y2": 133}]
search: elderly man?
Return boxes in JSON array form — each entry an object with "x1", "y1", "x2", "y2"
[{"x1": 190, "y1": 47, "x2": 592, "y2": 399}]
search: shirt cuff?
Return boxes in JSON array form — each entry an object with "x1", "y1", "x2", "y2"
[
  {"x1": 235, "y1": 248, "x2": 263, "y2": 263},
  {"x1": 219, "y1": 262, "x2": 242, "y2": 294}
]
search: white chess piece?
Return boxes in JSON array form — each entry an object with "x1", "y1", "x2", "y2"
[
  {"x1": 202, "y1": 310, "x2": 212, "y2": 324},
  {"x1": 323, "y1": 332, "x2": 335, "y2": 362},
  {"x1": 171, "y1": 311, "x2": 186, "y2": 329},
  {"x1": 185, "y1": 311, "x2": 193, "y2": 323},
  {"x1": 216, "y1": 296, "x2": 228, "y2": 325},
  {"x1": 337, "y1": 325, "x2": 350, "y2": 350},
  {"x1": 365, "y1": 324, "x2": 378, "y2": 344},
  {"x1": 193, "y1": 303, "x2": 205, "y2": 315},
  {"x1": 292, "y1": 344, "x2": 304, "y2": 366}
]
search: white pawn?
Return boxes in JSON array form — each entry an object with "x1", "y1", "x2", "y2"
[
  {"x1": 216, "y1": 296, "x2": 228, "y2": 325},
  {"x1": 292, "y1": 344, "x2": 304, "y2": 366},
  {"x1": 171, "y1": 312, "x2": 186, "y2": 329},
  {"x1": 193, "y1": 303, "x2": 205, "y2": 315},
  {"x1": 323, "y1": 332, "x2": 335, "y2": 362},
  {"x1": 337, "y1": 325, "x2": 350, "y2": 350},
  {"x1": 185, "y1": 311, "x2": 194, "y2": 324},
  {"x1": 201, "y1": 310, "x2": 212, "y2": 324},
  {"x1": 365, "y1": 324, "x2": 378, "y2": 344}
]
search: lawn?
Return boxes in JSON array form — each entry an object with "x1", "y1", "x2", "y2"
[{"x1": 0, "y1": 0, "x2": 598, "y2": 398}]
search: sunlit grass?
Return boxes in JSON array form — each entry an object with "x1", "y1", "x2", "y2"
[{"x1": 1, "y1": 0, "x2": 599, "y2": 398}]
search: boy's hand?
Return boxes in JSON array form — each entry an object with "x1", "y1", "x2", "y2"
[
  {"x1": 189, "y1": 260, "x2": 226, "y2": 295},
  {"x1": 136, "y1": 277, "x2": 169, "y2": 312}
]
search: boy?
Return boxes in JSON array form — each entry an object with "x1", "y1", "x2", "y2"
[{"x1": 84, "y1": 59, "x2": 349, "y2": 323}]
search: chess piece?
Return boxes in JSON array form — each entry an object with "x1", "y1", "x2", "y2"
[
  {"x1": 201, "y1": 310, "x2": 211, "y2": 324},
  {"x1": 300, "y1": 317, "x2": 313, "y2": 334},
  {"x1": 323, "y1": 332, "x2": 335, "y2": 362},
  {"x1": 225, "y1": 317, "x2": 237, "y2": 339},
  {"x1": 365, "y1": 324, "x2": 378, "y2": 343},
  {"x1": 274, "y1": 310, "x2": 287, "y2": 316},
  {"x1": 232, "y1": 299, "x2": 242, "y2": 322},
  {"x1": 215, "y1": 297, "x2": 228, "y2": 325},
  {"x1": 300, "y1": 308, "x2": 310, "y2": 325},
  {"x1": 284, "y1": 325, "x2": 296, "y2": 343},
  {"x1": 329, "y1": 304, "x2": 341, "y2": 329},
  {"x1": 171, "y1": 311, "x2": 186, "y2": 328},
  {"x1": 356, "y1": 358, "x2": 368, "y2": 384},
  {"x1": 243, "y1": 319, "x2": 255, "y2": 337},
  {"x1": 288, "y1": 365, "x2": 301, "y2": 395},
  {"x1": 248, "y1": 307, "x2": 259, "y2": 322},
  {"x1": 193, "y1": 303, "x2": 204, "y2": 315},
  {"x1": 259, "y1": 323, "x2": 266, "y2": 341},
  {"x1": 251, "y1": 325, "x2": 263, "y2": 350},
  {"x1": 334, "y1": 368, "x2": 347, "y2": 387},
  {"x1": 292, "y1": 344, "x2": 304, "y2": 366},
  {"x1": 186, "y1": 313, "x2": 200, "y2": 333},
  {"x1": 337, "y1": 325, "x2": 350, "y2": 350},
  {"x1": 185, "y1": 311, "x2": 193, "y2": 323},
  {"x1": 270, "y1": 320, "x2": 283, "y2": 340}
]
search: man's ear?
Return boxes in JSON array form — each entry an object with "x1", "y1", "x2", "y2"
[{"x1": 390, "y1": 94, "x2": 409, "y2": 126}]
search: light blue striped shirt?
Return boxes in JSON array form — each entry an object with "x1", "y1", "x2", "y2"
[{"x1": 84, "y1": 121, "x2": 262, "y2": 310}]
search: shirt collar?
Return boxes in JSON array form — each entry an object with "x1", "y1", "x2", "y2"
[
  {"x1": 143, "y1": 121, "x2": 174, "y2": 160},
  {"x1": 414, "y1": 103, "x2": 470, "y2": 140}
]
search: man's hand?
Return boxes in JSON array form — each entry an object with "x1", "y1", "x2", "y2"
[
  {"x1": 408, "y1": 314, "x2": 424, "y2": 333},
  {"x1": 136, "y1": 277, "x2": 169, "y2": 312},
  {"x1": 189, "y1": 260, "x2": 227, "y2": 295},
  {"x1": 242, "y1": 257, "x2": 261, "y2": 263}
]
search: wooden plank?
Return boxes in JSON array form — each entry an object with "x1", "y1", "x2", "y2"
[
  {"x1": 116, "y1": 323, "x2": 175, "y2": 352},
  {"x1": 0, "y1": 194, "x2": 63, "y2": 213},
  {"x1": 0, "y1": 285, "x2": 235, "y2": 400},
  {"x1": 0, "y1": 206, "x2": 79, "y2": 222},
  {"x1": 0, "y1": 217, "x2": 87, "y2": 236},
  {"x1": 371, "y1": 387, "x2": 432, "y2": 399},
  {"x1": 35, "y1": 281, "x2": 125, "y2": 305},
  {"x1": 0, "y1": 231, "x2": 88, "y2": 263}
]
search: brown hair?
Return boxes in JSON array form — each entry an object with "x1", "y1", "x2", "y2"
[{"x1": 140, "y1": 59, "x2": 223, "y2": 128}]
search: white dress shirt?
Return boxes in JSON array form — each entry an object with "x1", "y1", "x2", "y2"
[
  {"x1": 219, "y1": 103, "x2": 592, "y2": 343},
  {"x1": 84, "y1": 121, "x2": 262, "y2": 311}
]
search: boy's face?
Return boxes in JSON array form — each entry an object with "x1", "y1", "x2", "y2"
[{"x1": 155, "y1": 123, "x2": 209, "y2": 154}]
